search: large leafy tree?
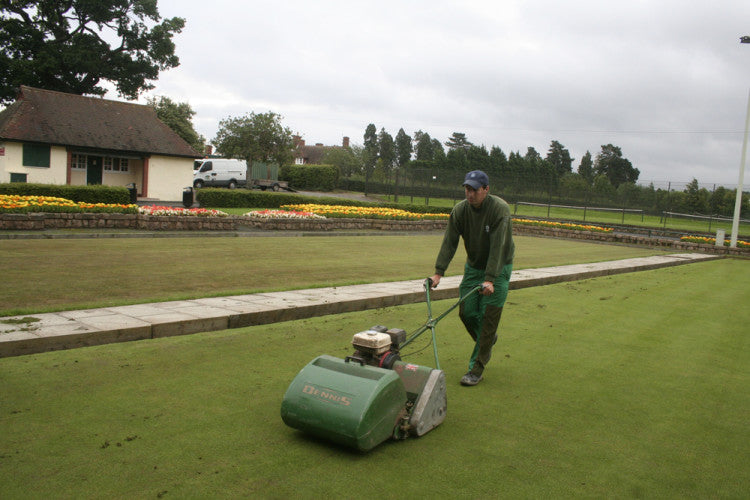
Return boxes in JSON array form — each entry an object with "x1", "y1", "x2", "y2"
[
  {"x1": 323, "y1": 146, "x2": 361, "y2": 178},
  {"x1": 213, "y1": 111, "x2": 294, "y2": 171},
  {"x1": 594, "y1": 144, "x2": 639, "y2": 188},
  {"x1": 0, "y1": 0, "x2": 185, "y2": 104},
  {"x1": 147, "y1": 96, "x2": 204, "y2": 153}
]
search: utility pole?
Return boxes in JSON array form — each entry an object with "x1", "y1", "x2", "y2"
[{"x1": 731, "y1": 36, "x2": 750, "y2": 247}]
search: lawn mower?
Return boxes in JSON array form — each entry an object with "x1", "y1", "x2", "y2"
[{"x1": 280, "y1": 278, "x2": 483, "y2": 452}]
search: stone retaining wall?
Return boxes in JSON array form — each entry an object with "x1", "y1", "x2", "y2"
[{"x1": 1, "y1": 212, "x2": 747, "y2": 256}]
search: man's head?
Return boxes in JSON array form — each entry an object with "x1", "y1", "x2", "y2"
[{"x1": 463, "y1": 170, "x2": 489, "y2": 208}]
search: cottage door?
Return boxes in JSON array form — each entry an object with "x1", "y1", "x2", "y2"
[{"x1": 87, "y1": 156, "x2": 103, "y2": 185}]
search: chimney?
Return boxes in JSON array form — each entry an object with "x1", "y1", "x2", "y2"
[
  {"x1": 342, "y1": 136, "x2": 350, "y2": 148},
  {"x1": 204, "y1": 145, "x2": 213, "y2": 156},
  {"x1": 293, "y1": 135, "x2": 305, "y2": 147}
]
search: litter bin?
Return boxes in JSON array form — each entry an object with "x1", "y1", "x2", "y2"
[
  {"x1": 182, "y1": 186, "x2": 195, "y2": 208},
  {"x1": 126, "y1": 183, "x2": 137, "y2": 204}
]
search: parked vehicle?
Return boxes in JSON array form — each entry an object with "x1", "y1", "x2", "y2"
[
  {"x1": 193, "y1": 159, "x2": 246, "y2": 189},
  {"x1": 249, "y1": 162, "x2": 290, "y2": 191}
]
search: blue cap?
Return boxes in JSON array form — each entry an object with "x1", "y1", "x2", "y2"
[{"x1": 463, "y1": 170, "x2": 489, "y2": 189}]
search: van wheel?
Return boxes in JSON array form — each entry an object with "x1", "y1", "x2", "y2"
[
  {"x1": 272, "y1": 183, "x2": 280, "y2": 192},
  {"x1": 194, "y1": 180, "x2": 204, "y2": 188},
  {"x1": 228, "y1": 180, "x2": 237, "y2": 189}
]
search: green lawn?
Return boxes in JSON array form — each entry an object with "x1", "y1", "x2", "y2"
[
  {"x1": 370, "y1": 195, "x2": 750, "y2": 237},
  {"x1": 0, "y1": 235, "x2": 670, "y2": 316},
  {"x1": 1, "y1": 258, "x2": 747, "y2": 498}
]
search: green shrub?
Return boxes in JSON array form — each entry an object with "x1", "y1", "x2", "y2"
[
  {"x1": 338, "y1": 177, "x2": 461, "y2": 201},
  {"x1": 0, "y1": 183, "x2": 130, "y2": 204},
  {"x1": 281, "y1": 164, "x2": 338, "y2": 191},
  {"x1": 195, "y1": 188, "x2": 453, "y2": 214}
]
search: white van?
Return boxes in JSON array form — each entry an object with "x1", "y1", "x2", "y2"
[{"x1": 193, "y1": 159, "x2": 247, "y2": 189}]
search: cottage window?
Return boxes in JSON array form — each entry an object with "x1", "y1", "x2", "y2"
[
  {"x1": 71, "y1": 154, "x2": 87, "y2": 170},
  {"x1": 103, "y1": 157, "x2": 129, "y2": 172},
  {"x1": 22, "y1": 143, "x2": 50, "y2": 168}
]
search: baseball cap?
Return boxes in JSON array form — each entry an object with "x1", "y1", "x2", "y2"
[{"x1": 462, "y1": 170, "x2": 489, "y2": 189}]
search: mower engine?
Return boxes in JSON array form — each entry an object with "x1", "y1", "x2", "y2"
[
  {"x1": 280, "y1": 325, "x2": 447, "y2": 452},
  {"x1": 350, "y1": 325, "x2": 406, "y2": 368}
]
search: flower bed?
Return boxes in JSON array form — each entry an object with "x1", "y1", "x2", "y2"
[
  {"x1": 512, "y1": 218, "x2": 614, "y2": 233},
  {"x1": 244, "y1": 209, "x2": 324, "y2": 220},
  {"x1": 280, "y1": 203, "x2": 449, "y2": 220},
  {"x1": 680, "y1": 235, "x2": 750, "y2": 249},
  {"x1": 138, "y1": 205, "x2": 229, "y2": 217},
  {"x1": 0, "y1": 194, "x2": 137, "y2": 214}
]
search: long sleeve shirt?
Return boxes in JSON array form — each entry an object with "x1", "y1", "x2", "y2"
[{"x1": 434, "y1": 194, "x2": 515, "y2": 282}]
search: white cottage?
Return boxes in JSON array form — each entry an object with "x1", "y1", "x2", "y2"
[{"x1": 0, "y1": 86, "x2": 200, "y2": 201}]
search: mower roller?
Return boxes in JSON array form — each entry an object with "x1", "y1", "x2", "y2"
[{"x1": 280, "y1": 278, "x2": 483, "y2": 451}]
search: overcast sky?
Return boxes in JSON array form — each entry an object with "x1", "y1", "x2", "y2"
[{"x1": 137, "y1": 0, "x2": 750, "y2": 188}]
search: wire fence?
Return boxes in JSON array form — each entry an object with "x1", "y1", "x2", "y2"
[{"x1": 341, "y1": 168, "x2": 749, "y2": 221}]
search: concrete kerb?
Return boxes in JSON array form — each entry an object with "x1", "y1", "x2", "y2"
[{"x1": 0, "y1": 253, "x2": 722, "y2": 358}]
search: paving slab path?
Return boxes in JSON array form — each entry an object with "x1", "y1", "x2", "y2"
[{"x1": 0, "y1": 253, "x2": 721, "y2": 358}]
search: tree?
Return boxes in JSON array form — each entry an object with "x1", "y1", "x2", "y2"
[
  {"x1": 431, "y1": 139, "x2": 446, "y2": 165},
  {"x1": 147, "y1": 96, "x2": 204, "y2": 153},
  {"x1": 467, "y1": 144, "x2": 490, "y2": 174},
  {"x1": 413, "y1": 130, "x2": 433, "y2": 161},
  {"x1": 323, "y1": 146, "x2": 361, "y2": 178},
  {"x1": 684, "y1": 178, "x2": 709, "y2": 214},
  {"x1": 488, "y1": 146, "x2": 508, "y2": 180},
  {"x1": 546, "y1": 140, "x2": 573, "y2": 177},
  {"x1": 362, "y1": 123, "x2": 378, "y2": 195},
  {"x1": 395, "y1": 128, "x2": 412, "y2": 168},
  {"x1": 578, "y1": 151, "x2": 594, "y2": 185},
  {"x1": 524, "y1": 146, "x2": 542, "y2": 163},
  {"x1": 377, "y1": 128, "x2": 395, "y2": 183},
  {"x1": 0, "y1": 0, "x2": 185, "y2": 104},
  {"x1": 393, "y1": 128, "x2": 412, "y2": 202},
  {"x1": 212, "y1": 112, "x2": 294, "y2": 178},
  {"x1": 445, "y1": 132, "x2": 472, "y2": 151},
  {"x1": 594, "y1": 144, "x2": 639, "y2": 188}
]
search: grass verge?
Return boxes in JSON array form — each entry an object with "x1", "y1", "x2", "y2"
[
  {"x1": 0, "y1": 235, "x2": 670, "y2": 316},
  {"x1": 0, "y1": 258, "x2": 747, "y2": 497}
]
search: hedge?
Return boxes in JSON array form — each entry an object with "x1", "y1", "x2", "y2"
[
  {"x1": 338, "y1": 178, "x2": 462, "y2": 201},
  {"x1": 0, "y1": 183, "x2": 131, "y2": 204},
  {"x1": 196, "y1": 188, "x2": 452, "y2": 215},
  {"x1": 281, "y1": 164, "x2": 338, "y2": 191}
]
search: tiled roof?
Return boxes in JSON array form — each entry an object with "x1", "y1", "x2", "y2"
[{"x1": 0, "y1": 86, "x2": 200, "y2": 158}]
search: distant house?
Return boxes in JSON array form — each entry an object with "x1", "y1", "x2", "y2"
[
  {"x1": 293, "y1": 135, "x2": 350, "y2": 165},
  {"x1": 0, "y1": 86, "x2": 200, "y2": 201}
]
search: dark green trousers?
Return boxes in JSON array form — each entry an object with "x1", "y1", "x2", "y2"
[{"x1": 458, "y1": 262, "x2": 512, "y2": 376}]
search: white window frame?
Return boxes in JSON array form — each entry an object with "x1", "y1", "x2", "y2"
[
  {"x1": 71, "y1": 153, "x2": 87, "y2": 170},
  {"x1": 103, "y1": 156, "x2": 130, "y2": 173}
]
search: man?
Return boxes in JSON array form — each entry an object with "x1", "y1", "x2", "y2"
[{"x1": 429, "y1": 170, "x2": 515, "y2": 386}]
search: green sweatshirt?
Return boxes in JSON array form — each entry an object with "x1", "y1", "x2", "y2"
[{"x1": 434, "y1": 194, "x2": 515, "y2": 282}]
